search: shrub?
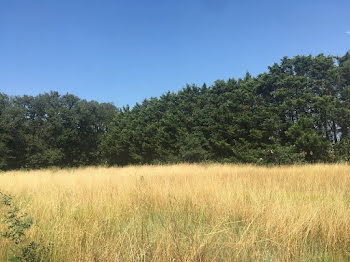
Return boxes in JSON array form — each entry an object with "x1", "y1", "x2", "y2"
[{"x1": 0, "y1": 191, "x2": 51, "y2": 262}]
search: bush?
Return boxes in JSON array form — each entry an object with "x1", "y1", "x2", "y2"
[
  {"x1": 260, "y1": 145, "x2": 305, "y2": 165},
  {"x1": 0, "y1": 191, "x2": 51, "y2": 262}
]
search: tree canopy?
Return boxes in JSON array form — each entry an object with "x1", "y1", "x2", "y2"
[{"x1": 1, "y1": 52, "x2": 349, "y2": 170}]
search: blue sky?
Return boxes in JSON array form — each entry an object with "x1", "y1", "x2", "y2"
[{"x1": 1, "y1": 0, "x2": 349, "y2": 107}]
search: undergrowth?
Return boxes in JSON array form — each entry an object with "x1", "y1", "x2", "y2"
[{"x1": 0, "y1": 191, "x2": 51, "y2": 262}]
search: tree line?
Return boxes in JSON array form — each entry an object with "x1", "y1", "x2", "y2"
[{"x1": 1, "y1": 52, "x2": 349, "y2": 170}]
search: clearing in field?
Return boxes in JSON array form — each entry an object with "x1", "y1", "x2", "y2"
[{"x1": 0, "y1": 164, "x2": 350, "y2": 261}]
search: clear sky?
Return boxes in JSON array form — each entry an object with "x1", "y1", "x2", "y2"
[{"x1": 1, "y1": 0, "x2": 349, "y2": 107}]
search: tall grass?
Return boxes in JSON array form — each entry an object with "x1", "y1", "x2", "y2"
[{"x1": 0, "y1": 164, "x2": 349, "y2": 261}]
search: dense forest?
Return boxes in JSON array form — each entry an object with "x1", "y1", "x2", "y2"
[{"x1": 1, "y1": 52, "x2": 349, "y2": 170}]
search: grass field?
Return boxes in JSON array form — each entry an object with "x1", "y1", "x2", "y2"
[{"x1": 0, "y1": 164, "x2": 350, "y2": 261}]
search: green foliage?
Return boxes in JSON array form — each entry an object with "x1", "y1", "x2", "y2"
[
  {"x1": 179, "y1": 132, "x2": 208, "y2": 163},
  {"x1": 0, "y1": 92, "x2": 117, "y2": 170},
  {"x1": 1, "y1": 51, "x2": 350, "y2": 168},
  {"x1": 102, "y1": 52, "x2": 349, "y2": 165},
  {"x1": 285, "y1": 118, "x2": 331, "y2": 162},
  {"x1": 334, "y1": 137, "x2": 350, "y2": 162},
  {"x1": 260, "y1": 145, "x2": 305, "y2": 165},
  {"x1": 0, "y1": 191, "x2": 51, "y2": 262}
]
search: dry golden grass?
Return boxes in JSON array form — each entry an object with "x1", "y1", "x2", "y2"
[{"x1": 0, "y1": 164, "x2": 350, "y2": 261}]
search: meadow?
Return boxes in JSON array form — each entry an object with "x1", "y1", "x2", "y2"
[{"x1": 0, "y1": 164, "x2": 350, "y2": 261}]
